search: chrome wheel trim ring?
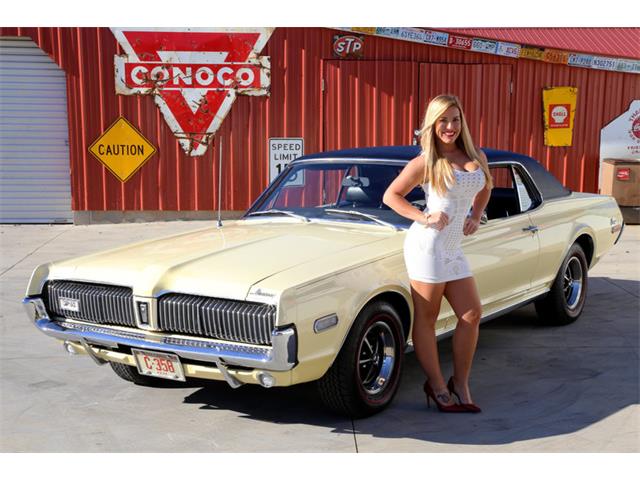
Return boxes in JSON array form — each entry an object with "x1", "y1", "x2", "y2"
[
  {"x1": 357, "y1": 318, "x2": 397, "y2": 396},
  {"x1": 563, "y1": 256, "x2": 583, "y2": 310}
]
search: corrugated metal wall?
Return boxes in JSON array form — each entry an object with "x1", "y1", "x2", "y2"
[{"x1": 0, "y1": 27, "x2": 638, "y2": 214}]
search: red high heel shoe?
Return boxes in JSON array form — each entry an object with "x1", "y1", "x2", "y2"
[
  {"x1": 423, "y1": 381, "x2": 466, "y2": 413},
  {"x1": 447, "y1": 377, "x2": 482, "y2": 413}
]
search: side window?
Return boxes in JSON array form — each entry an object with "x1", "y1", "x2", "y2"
[
  {"x1": 513, "y1": 168, "x2": 533, "y2": 212},
  {"x1": 486, "y1": 164, "x2": 538, "y2": 220}
]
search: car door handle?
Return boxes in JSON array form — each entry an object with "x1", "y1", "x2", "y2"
[{"x1": 522, "y1": 225, "x2": 539, "y2": 233}]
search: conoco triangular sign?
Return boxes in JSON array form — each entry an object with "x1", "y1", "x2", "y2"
[{"x1": 112, "y1": 28, "x2": 273, "y2": 156}]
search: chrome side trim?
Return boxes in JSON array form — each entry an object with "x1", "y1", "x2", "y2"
[
  {"x1": 406, "y1": 289, "x2": 551, "y2": 347},
  {"x1": 614, "y1": 220, "x2": 625, "y2": 244},
  {"x1": 23, "y1": 297, "x2": 297, "y2": 372}
]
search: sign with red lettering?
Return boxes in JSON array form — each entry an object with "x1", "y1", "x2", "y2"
[
  {"x1": 448, "y1": 35, "x2": 472, "y2": 50},
  {"x1": 549, "y1": 104, "x2": 571, "y2": 128},
  {"x1": 616, "y1": 168, "x2": 631, "y2": 181},
  {"x1": 112, "y1": 28, "x2": 273, "y2": 156},
  {"x1": 333, "y1": 35, "x2": 364, "y2": 58}
]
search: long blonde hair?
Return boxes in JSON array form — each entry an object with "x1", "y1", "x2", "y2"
[{"x1": 419, "y1": 94, "x2": 493, "y2": 196}]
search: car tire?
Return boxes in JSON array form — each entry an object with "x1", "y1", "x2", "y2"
[
  {"x1": 534, "y1": 243, "x2": 588, "y2": 325},
  {"x1": 109, "y1": 361, "x2": 166, "y2": 387},
  {"x1": 316, "y1": 300, "x2": 405, "y2": 418}
]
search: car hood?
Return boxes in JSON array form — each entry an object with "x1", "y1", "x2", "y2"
[{"x1": 47, "y1": 219, "x2": 396, "y2": 299}]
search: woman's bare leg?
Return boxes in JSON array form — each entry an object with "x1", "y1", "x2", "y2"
[
  {"x1": 443, "y1": 276, "x2": 482, "y2": 404},
  {"x1": 410, "y1": 279, "x2": 453, "y2": 403}
]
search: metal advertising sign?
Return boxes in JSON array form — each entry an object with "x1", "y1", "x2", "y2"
[
  {"x1": 600, "y1": 100, "x2": 640, "y2": 160},
  {"x1": 88, "y1": 116, "x2": 157, "y2": 182},
  {"x1": 333, "y1": 35, "x2": 364, "y2": 58},
  {"x1": 542, "y1": 87, "x2": 578, "y2": 147},
  {"x1": 112, "y1": 28, "x2": 273, "y2": 156}
]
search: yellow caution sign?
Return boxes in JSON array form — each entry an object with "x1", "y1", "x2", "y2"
[
  {"x1": 543, "y1": 87, "x2": 578, "y2": 147},
  {"x1": 89, "y1": 116, "x2": 157, "y2": 182}
]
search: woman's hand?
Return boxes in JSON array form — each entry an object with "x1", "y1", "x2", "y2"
[
  {"x1": 463, "y1": 216, "x2": 480, "y2": 236},
  {"x1": 422, "y1": 210, "x2": 449, "y2": 231}
]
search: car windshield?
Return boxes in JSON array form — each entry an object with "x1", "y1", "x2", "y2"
[{"x1": 245, "y1": 161, "x2": 426, "y2": 228}]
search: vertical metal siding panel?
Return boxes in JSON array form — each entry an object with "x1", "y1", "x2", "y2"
[
  {"x1": 418, "y1": 63, "x2": 512, "y2": 151},
  {"x1": 76, "y1": 28, "x2": 106, "y2": 211},
  {"x1": 324, "y1": 60, "x2": 417, "y2": 151}
]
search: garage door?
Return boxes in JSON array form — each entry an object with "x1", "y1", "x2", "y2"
[{"x1": 0, "y1": 37, "x2": 73, "y2": 223}]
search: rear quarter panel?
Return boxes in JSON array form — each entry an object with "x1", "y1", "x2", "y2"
[{"x1": 529, "y1": 193, "x2": 622, "y2": 291}]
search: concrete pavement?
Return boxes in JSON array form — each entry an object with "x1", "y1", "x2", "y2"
[{"x1": 1, "y1": 221, "x2": 638, "y2": 452}]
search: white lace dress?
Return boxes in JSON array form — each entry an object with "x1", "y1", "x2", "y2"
[{"x1": 403, "y1": 168, "x2": 486, "y2": 283}]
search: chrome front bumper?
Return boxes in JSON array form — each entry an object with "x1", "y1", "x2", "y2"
[{"x1": 23, "y1": 297, "x2": 298, "y2": 374}]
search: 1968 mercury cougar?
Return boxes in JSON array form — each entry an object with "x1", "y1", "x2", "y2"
[{"x1": 23, "y1": 146, "x2": 624, "y2": 417}]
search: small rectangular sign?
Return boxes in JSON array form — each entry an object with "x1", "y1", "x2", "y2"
[
  {"x1": 520, "y1": 46, "x2": 546, "y2": 61},
  {"x1": 423, "y1": 30, "x2": 449, "y2": 46},
  {"x1": 616, "y1": 168, "x2": 631, "y2": 181},
  {"x1": 592, "y1": 56, "x2": 618, "y2": 70},
  {"x1": 269, "y1": 138, "x2": 304, "y2": 184},
  {"x1": 448, "y1": 35, "x2": 473, "y2": 50},
  {"x1": 399, "y1": 28, "x2": 426, "y2": 43},
  {"x1": 496, "y1": 42, "x2": 521, "y2": 58},
  {"x1": 568, "y1": 53, "x2": 594, "y2": 68},
  {"x1": 543, "y1": 49, "x2": 569, "y2": 64},
  {"x1": 471, "y1": 39, "x2": 497, "y2": 54}
]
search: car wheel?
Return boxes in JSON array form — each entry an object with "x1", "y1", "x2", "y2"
[
  {"x1": 109, "y1": 361, "x2": 166, "y2": 387},
  {"x1": 534, "y1": 243, "x2": 588, "y2": 325},
  {"x1": 316, "y1": 300, "x2": 405, "y2": 418}
]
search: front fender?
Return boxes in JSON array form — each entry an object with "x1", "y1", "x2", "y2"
[
  {"x1": 25, "y1": 262, "x2": 52, "y2": 297},
  {"x1": 288, "y1": 253, "x2": 411, "y2": 384}
]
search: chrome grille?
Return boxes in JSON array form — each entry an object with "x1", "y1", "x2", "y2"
[
  {"x1": 158, "y1": 293, "x2": 276, "y2": 346},
  {"x1": 45, "y1": 281, "x2": 136, "y2": 327}
]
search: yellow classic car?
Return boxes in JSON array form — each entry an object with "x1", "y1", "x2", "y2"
[{"x1": 23, "y1": 146, "x2": 624, "y2": 417}]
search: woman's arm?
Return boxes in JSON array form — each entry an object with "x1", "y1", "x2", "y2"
[{"x1": 383, "y1": 155, "x2": 449, "y2": 228}]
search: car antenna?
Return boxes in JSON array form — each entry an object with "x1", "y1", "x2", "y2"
[{"x1": 217, "y1": 137, "x2": 223, "y2": 229}]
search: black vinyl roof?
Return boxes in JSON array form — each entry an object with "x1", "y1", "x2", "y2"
[{"x1": 295, "y1": 146, "x2": 571, "y2": 200}]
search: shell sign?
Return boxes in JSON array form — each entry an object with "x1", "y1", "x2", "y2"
[
  {"x1": 112, "y1": 28, "x2": 273, "y2": 156},
  {"x1": 542, "y1": 86, "x2": 578, "y2": 147}
]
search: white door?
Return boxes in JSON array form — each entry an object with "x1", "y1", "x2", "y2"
[{"x1": 0, "y1": 37, "x2": 73, "y2": 223}]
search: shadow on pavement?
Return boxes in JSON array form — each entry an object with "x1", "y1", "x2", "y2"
[{"x1": 178, "y1": 277, "x2": 638, "y2": 447}]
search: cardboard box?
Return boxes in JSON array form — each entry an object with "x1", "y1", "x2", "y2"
[{"x1": 599, "y1": 159, "x2": 640, "y2": 207}]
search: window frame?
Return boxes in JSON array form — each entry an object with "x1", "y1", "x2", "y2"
[{"x1": 485, "y1": 161, "x2": 543, "y2": 223}]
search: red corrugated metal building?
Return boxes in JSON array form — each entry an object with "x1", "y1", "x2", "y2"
[{"x1": 0, "y1": 27, "x2": 638, "y2": 223}]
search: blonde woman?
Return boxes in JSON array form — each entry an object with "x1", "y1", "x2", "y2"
[{"x1": 383, "y1": 94, "x2": 493, "y2": 413}]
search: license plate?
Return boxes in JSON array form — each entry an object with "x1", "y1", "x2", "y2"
[
  {"x1": 132, "y1": 349, "x2": 186, "y2": 382},
  {"x1": 59, "y1": 297, "x2": 80, "y2": 312}
]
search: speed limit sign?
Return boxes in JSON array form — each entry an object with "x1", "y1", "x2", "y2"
[{"x1": 269, "y1": 138, "x2": 304, "y2": 184}]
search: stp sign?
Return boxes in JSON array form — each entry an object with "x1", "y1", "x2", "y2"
[
  {"x1": 333, "y1": 35, "x2": 364, "y2": 58},
  {"x1": 112, "y1": 28, "x2": 273, "y2": 156}
]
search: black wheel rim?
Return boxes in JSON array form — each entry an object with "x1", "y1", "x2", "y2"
[
  {"x1": 563, "y1": 257, "x2": 583, "y2": 310},
  {"x1": 357, "y1": 318, "x2": 396, "y2": 396}
]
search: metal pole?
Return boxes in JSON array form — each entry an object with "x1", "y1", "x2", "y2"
[{"x1": 217, "y1": 138, "x2": 223, "y2": 228}]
